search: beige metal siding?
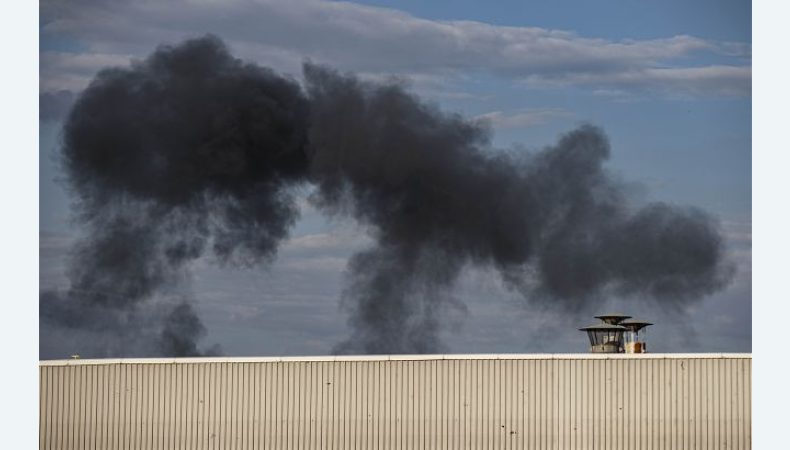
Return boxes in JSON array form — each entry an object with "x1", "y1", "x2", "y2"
[{"x1": 39, "y1": 354, "x2": 751, "y2": 449}]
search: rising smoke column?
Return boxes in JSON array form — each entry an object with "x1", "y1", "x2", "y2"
[
  {"x1": 303, "y1": 65, "x2": 733, "y2": 353},
  {"x1": 40, "y1": 35, "x2": 310, "y2": 357},
  {"x1": 40, "y1": 35, "x2": 733, "y2": 357}
]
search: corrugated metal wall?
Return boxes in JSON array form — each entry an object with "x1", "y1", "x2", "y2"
[{"x1": 39, "y1": 354, "x2": 751, "y2": 450}]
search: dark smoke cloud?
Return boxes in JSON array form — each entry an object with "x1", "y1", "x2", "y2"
[
  {"x1": 40, "y1": 35, "x2": 308, "y2": 357},
  {"x1": 160, "y1": 303, "x2": 221, "y2": 357},
  {"x1": 304, "y1": 68, "x2": 732, "y2": 353},
  {"x1": 40, "y1": 35, "x2": 733, "y2": 358}
]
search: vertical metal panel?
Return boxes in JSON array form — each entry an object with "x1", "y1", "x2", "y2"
[{"x1": 40, "y1": 354, "x2": 750, "y2": 449}]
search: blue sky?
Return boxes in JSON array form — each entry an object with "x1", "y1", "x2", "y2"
[{"x1": 39, "y1": 0, "x2": 751, "y2": 356}]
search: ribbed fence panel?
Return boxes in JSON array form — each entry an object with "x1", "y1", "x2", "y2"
[{"x1": 40, "y1": 354, "x2": 750, "y2": 449}]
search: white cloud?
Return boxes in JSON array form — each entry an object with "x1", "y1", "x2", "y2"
[
  {"x1": 40, "y1": 0, "x2": 750, "y2": 97},
  {"x1": 722, "y1": 220, "x2": 752, "y2": 246},
  {"x1": 39, "y1": 230, "x2": 75, "y2": 256},
  {"x1": 286, "y1": 233, "x2": 349, "y2": 250},
  {"x1": 282, "y1": 230, "x2": 372, "y2": 253},
  {"x1": 280, "y1": 255, "x2": 349, "y2": 272},
  {"x1": 530, "y1": 65, "x2": 751, "y2": 97},
  {"x1": 475, "y1": 108, "x2": 573, "y2": 129},
  {"x1": 40, "y1": 51, "x2": 133, "y2": 91}
]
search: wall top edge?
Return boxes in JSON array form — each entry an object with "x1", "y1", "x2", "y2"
[{"x1": 39, "y1": 353, "x2": 752, "y2": 366}]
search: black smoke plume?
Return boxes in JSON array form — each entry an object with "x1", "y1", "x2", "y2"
[
  {"x1": 40, "y1": 35, "x2": 308, "y2": 357},
  {"x1": 40, "y1": 35, "x2": 733, "y2": 357}
]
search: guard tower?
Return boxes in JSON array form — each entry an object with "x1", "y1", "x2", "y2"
[
  {"x1": 621, "y1": 319, "x2": 653, "y2": 353},
  {"x1": 580, "y1": 314, "x2": 653, "y2": 353},
  {"x1": 579, "y1": 323, "x2": 626, "y2": 353}
]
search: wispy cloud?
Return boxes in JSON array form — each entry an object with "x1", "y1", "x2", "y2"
[
  {"x1": 40, "y1": 51, "x2": 132, "y2": 91},
  {"x1": 475, "y1": 108, "x2": 573, "y2": 129},
  {"x1": 285, "y1": 231, "x2": 370, "y2": 251},
  {"x1": 39, "y1": 230, "x2": 75, "y2": 259},
  {"x1": 40, "y1": 0, "x2": 750, "y2": 98},
  {"x1": 531, "y1": 65, "x2": 751, "y2": 97},
  {"x1": 39, "y1": 90, "x2": 76, "y2": 121}
]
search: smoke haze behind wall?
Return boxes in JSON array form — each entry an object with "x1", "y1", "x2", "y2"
[{"x1": 39, "y1": 35, "x2": 734, "y2": 358}]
